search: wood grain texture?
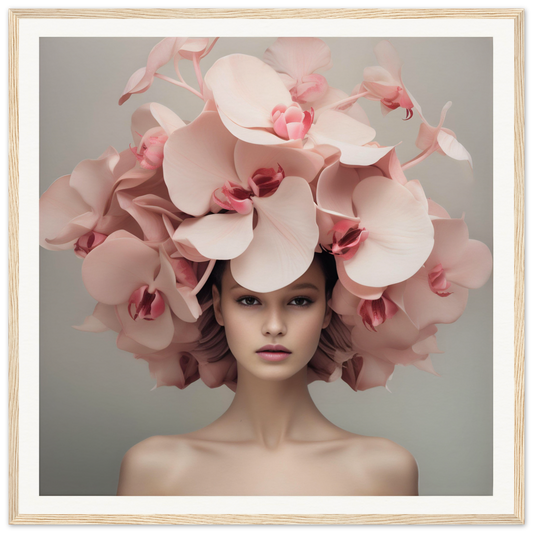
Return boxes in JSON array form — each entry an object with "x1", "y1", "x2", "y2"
[
  {"x1": 8, "y1": 513, "x2": 526, "y2": 525},
  {"x1": 8, "y1": 7, "x2": 525, "y2": 526},
  {"x1": 513, "y1": 9, "x2": 525, "y2": 526},
  {"x1": 8, "y1": 8, "x2": 20, "y2": 527},
  {"x1": 8, "y1": 8, "x2": 526, "y2": 19}
]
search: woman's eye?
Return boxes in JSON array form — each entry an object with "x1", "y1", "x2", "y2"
[
  {"x1": 290, "y1": 297, "x2": 312, "y2": 307},
  {"x1": 237, "y1": 296, "x2": 260, "y2": 306}
]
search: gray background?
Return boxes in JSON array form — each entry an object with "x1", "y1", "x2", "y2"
[{"x1": 39, "y1": 37, "x2": 493, "y2": 496}]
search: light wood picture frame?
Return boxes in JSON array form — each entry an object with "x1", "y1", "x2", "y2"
[{"x1": 9, "y1": 8, "x2": 524, "y2": 525}]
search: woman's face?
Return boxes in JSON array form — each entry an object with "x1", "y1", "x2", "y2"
[{"x1": 212, "y1": 259, "x2": 332, "y2": 381}]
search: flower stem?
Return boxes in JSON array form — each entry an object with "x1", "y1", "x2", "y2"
[
  {"x1": 401, "y1": 144, "x2": 437, "y2": 171},
  {"x1": 192, "y1": 54, "x2": 204, "y2": 94},
  {"x1": 154, "y1": 73, "x2": 204, "y2": 100},
  {"x1": 318, "y1": 90, "x2": 370, "y2": 112}
]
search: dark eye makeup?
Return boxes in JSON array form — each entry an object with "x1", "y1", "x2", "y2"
[{"x1": 236, "y1": 296, "x2": 314, "y2": 307}]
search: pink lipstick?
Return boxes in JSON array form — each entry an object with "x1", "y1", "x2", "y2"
[{"x1": 256, "y1": 344, "x2": 292, "y2": 362}]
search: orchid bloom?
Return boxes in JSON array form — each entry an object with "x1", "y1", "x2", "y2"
[
  {"x1": 203, "y1": 53, "x2": 394, "y2": 165},
  {"x1": 263, "y1": 37, "x2": 332, "y2": 104},
  {"x1": 360, "y1": 40, "x2": 414, "y2": 119},
  {"x1": 127, "y1": 102, "x2": 185, "y2": 173},
  {"x1": 136, "y1": 349, "x2": 200, "y2": 390},
  {"x1": 394, "y1": 217, "x2": 492, "y2": 330},
  {"x1": 81, "y1": 231, "x2": 201, "y2": 351},
  {"x1": 119, "y1": 37, "x2": 217, "y2": 105},
  {"x1": 316, "y1": 154, "x2": 434, "y2": 291},
  {"x1": 39, "y1": 146, "x2": 138, "y2": 256},
  {"x1": 403, "y1": 100, "x2": 473, "y2": 171},
  {"x1": 163, "y1": 111, "x2": 324, "y2": 292},
  {"x1": 74, "y1": 300, "x2": 201, "y2": 357},
  {"x1": 342, "y1": 353, "x2": 395, "y2": 392},
  {"x1": 331, "y1": 280, "x2": 441, "y2": 375}
]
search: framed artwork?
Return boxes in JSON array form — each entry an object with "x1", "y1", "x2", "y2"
[{"x1": 9, "y1": 8, "x2": 524, "y2": 525}]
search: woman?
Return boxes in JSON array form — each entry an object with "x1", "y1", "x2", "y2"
[
  {"x1": 39, "y1": 36, "x2": 492, "y2": 497},
  {"x1": 116, "y1": 254, "x2": 419, "y2": 496}
]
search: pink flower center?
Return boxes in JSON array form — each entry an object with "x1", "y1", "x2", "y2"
[
  {"x1": 290, "y1": 74, "x2": 328, "y2": 104},
  {"x1": 428, "y1": 263, "x2": 452, "y2": 297},
  {"x1": 212, "y1": 181, "x2": 253, "y2": 214},
  {"x1": 380, "y1": 86, "x2": 413, "y2": 120},
  {"x1": 212, "y1": 165, "x2": 286, "y2": 213},
  {"x1": 130, "y1": 127, "x2": 169, "y2": 170},
  {"x1": 271, "y1": 103, "x2": 314, "y2": 140},
  {"x1": 169, "y1": 258, "x2": 198, "y2": 288},
  {"x1": 248, "y1": 165, "x2": 285, "y2": 198},
  {"x1": 357, "y1": 296, "x2": 398, "y2": 332},
  {"x1": 74, "y1": 231, "x2": 107, "y2": 258},
  {"x1": 327, "y1": 219, "x2": 369, "y2": 261},
  {"x1": 128, "y1": 285, "x2": 165, "y2": 321}
]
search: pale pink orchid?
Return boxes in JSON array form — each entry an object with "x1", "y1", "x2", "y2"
[
  {"x1": 129, "y1": 102, "x2": 186, "y2": 171},
  {"x1": 40, "y1": 146, "x2": 139, "y2": 256},
  {"x1": 390, "y1": 217, "x2": 492, "y2": 330},
  {"x1": 359, "y1": 40, "x2": 414, "y2": 119},
  {"x1": 119, "y1": 38, "x2": 217, "y2": 105},
  {"x1": 136, "y1": 349, "x2": 200, "y2": 390},
  {"x1": 116, "y1": 191, "x2": 182, "y2": 244},
  {"x1": 316, "y1": 156, "x2": 434, "y2": 289},
  {"x1": 163, "y1": 111, "x2": 323, "y2": 292},
  {"x1": 204, "y1": 54, "x2": 393, "y2": 165},
  {"x1": 331, "y1": 281, "x2": 423, "y2": 357},
  {"x1": 74, "y1": 301, "x2": 201, "y2": 357},
  {"x1": 263, "y1": 38, "x2": 371, "y2": 124},
  {"x1": 263, "y1": 37, "x2": 332, "y2": 104},
  {"x1": 403, "y1": 100, "x2": 473, "y2": 171},
  {"x1": 81, "y1": 231, "x2": 201, "y2": 351},
  {"x1": 342, "y1": 353, "x2": 395, "y2": 392}
]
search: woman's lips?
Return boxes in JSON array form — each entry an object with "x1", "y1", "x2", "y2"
[{"x1": 256, "y1": 344, "x2": 292, "y2": 362}]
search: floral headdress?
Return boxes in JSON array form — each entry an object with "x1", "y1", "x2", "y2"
[{"x1": 40, "y1": 37, "x2": 492, "y2": 393}]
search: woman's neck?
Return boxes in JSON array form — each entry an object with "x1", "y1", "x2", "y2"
[{"x1": 214, "y1": 364, "x2": 337, "y2": 449}]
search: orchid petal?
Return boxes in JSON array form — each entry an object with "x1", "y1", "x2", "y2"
[
  {"x1": 82, "y1": 235, "x2": 160, "y2": 304},
  {"x1": 234, "y1": 141, "x2": 323, "y2": 186},
  {"x1": 116, "y1": 302, "x2": 174, "y2": 351},
  {"x1": 403, "y1": 270, "x2": 469, "y2": 329},
  {"x1": 149, "y1": 102, "x2": 186, "y2": 136},
  {"x1": 345, "y1": 176, "x2": 434, "y2": 287},
  {"x1": 231, "y1": 177, "x2": 318, "y2": 292},
  {"x1": 437, "y1": 130, "x2": 473, "y2": 168},
  {"x1": 153, "y1": 248, "x2": 200, "y2": 322},
  {"x1": 163, "y1": 111, "x2": 239, "y2": 216},
  {"x1": 69, "y1": 147, "x2": 120, "y2": 214},
  {"x1": 119, "y1": 37, "x2": 189, "y2": 105},
  {"x1": 336, "y1": 259, "x2": 385, "y2": 299},
  {"x1": 173, "y1": 211, "x2": 254, "y2": 260},
  {"x1": 447, "y1": 239, "x2": 493, "y2": 289},
  {"x1": 263, "y1": 38, "x2": 332, "y2": 84},
  {"x1": 40, "y1": 175, "x2": 92, "y2": 249},
  {"x1": 204, "y1": 54, "x2": 292, "y2": 128}
]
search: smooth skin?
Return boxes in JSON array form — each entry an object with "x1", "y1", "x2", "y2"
[{"x1": 117, "y1": 258, "x2": 419, "y2": 496}]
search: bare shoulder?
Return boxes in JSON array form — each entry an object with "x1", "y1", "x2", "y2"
[
  {"x1": 116, "y1": 435, "x2": 187, "y2": 495},
  {"x1": 348, "y1": 436, "x2": 419, "y2": 496}
]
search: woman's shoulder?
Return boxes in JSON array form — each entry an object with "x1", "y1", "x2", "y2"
[
  {"x1": 343, "y1": 435, "x2": 419, "y2": 495},
  {"x1": 116, "y1": 435, "x2": 189, "y2": 495}
]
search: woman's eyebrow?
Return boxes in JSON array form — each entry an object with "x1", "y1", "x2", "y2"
[{"x1": 288, "y1": 283, "x2": 320, "y2": 291}]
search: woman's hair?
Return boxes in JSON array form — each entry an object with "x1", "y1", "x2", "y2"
[{"x1": 192, "y1": 253, "x2": 355, "y2": 384}]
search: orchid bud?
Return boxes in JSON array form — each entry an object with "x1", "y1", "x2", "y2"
[{"x1": 271, "y1": 103, "x2": 314, "y2": 140}]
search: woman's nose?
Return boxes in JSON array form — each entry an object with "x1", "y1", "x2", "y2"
[{"x1": 261, "y1": 308, "x2": 287, "y2": 337}]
